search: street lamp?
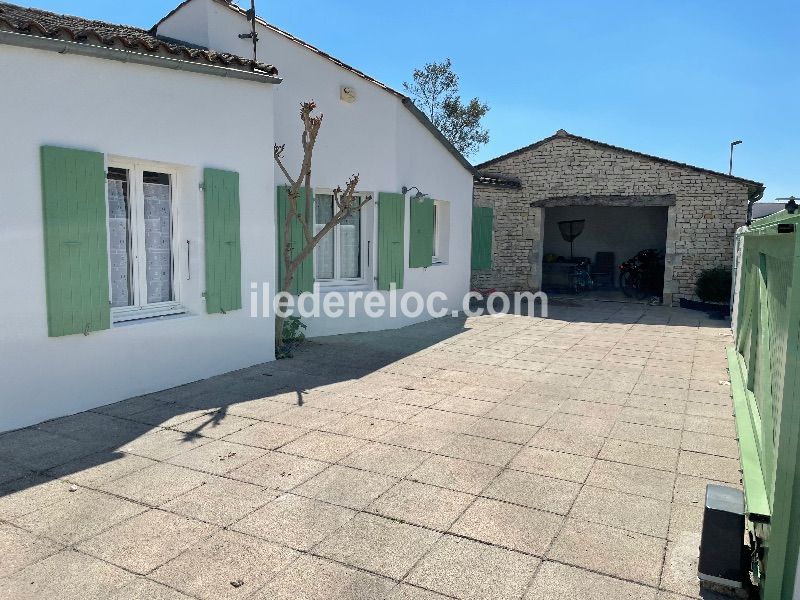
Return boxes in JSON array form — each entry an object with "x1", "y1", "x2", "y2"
[{"x1": 729, "y1": 140, "x2": 742, "y2": 176}]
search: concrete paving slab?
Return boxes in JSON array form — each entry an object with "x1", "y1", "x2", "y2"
[
  {"x1": 0, "y1": 549, "x2": 135, "y2": 599},
  {"x1": 466, "y1": 417, "x2": 539, "y2": 444},
  {"x1": 0, "y1": 475, "x2": 74, "y2": 520},
  {"x1": 527, "y1": 427, "x2": 606, "y2": 458},
  {"x1": 680, "y1": 432, "x2": 739, "y2": 459},
  {"x1": 13, "y1": 487, "x2": 146, "y2": 544},
  {"x1": 167, "y1": 440, "x2": 267, "y2": 475},
  {"x1": 547, "y1": 519, "x2": 666, "y2": 586},
  {"x1": 220, "y1": 420, "x2": 306, "y2": 449},
  {"x1": 315, "y1": 512, "x2": 440, "y2": 579},
  {"x1": 408, "y1": 455, "x2": 501, "y2": 494},
  {"x1": 509, "y1": 446, "x2": 595, "y2": 483},
  {"x1": 610, "y1": 421, "x2": 682, "y2": 449},
  {"x1": 293, "y1": 464, "x2": 397, "y2": 510},
  {"x1": 109, "y1": 578, "x2": 194, "y2": 599},
  {"x1": 524, "y1": 561, "x2": 658, "y2": 600},
  {"x1": 405, "y1": 534, "x2": 540, "y2": 600},
  {"x1": 438, "y1": 433, "x2": 521, "y2": 467},
  {"x1": 150, "y1": 529, "x2": 297, "y2": 599},
  {"x1": 100, "y1": 462, "x2": 209, "y2": 507},
  {"x1": 161, "y1": 476, "x2": 277, "y2": 526},
  {"x1": 255, "y1": 554, "x2": 395, "y2": 600},
  {"x1": 599, "y1": 439, "x2": 679, "y2": 471},
  {"x1": 120, "y1": 429, "x2": 209, "y2": 461},
  {"x1": 227, "y1": 451, "x2": 328, "y2": 491},
  {"x1": 449, "y1": 497, "x2": 563, "y2": 555},
  {"x1": 677, "y1": 451, "x2": 741, "y2": 484},
  {"x1": 368, "y1": 479, "x2": 474, "y2": 530},
  {"x1": 0, "y1": 522, "x2": 62, "y2": 577},
  {"x1": 569, "y1": 485, "x2": 671, "y2": 538},
  {"x1": 483, "y1": 469, "x2": 580, "y2": 515},
  {"x1": 279, "y1": 430, "x2": 365, "y2": 462},
  {"x1": 77, "y1": 509, "x2": 217, "y2": 575},
  {"x1": 232, "y1": 493, "x2": 355, "y2": 550},
  {"x1": 339, "y1": 441, "x2": 430, "y2": 477},
  {"x1": 585, "y1": 459, "x2": 676, "y2": 501}
]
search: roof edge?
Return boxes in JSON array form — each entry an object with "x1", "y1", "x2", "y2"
[
  {"x1": 0, "y1": 29, "x2": 281, "y2": 84},
  {"x1": 477, "y1": 129, "x2": 764, "y2": 190},
  {"x1": 401, "y1": 99, "x2": 475, "y2": 174},
  {"x1": 155, "y1": 0, "x2": 474, "y2": 174}
]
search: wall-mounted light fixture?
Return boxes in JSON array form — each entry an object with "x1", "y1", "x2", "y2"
[
  {"x1": 340, "y1": 86, "x2": 357, "y2": 103},
  {"x1": 402, "y1": 185, "x2": 429, "y2": 202}
]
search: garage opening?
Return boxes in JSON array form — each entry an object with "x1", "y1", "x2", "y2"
[{"x1": 541, "y1": 205, "x2": 669, "y2": 300}]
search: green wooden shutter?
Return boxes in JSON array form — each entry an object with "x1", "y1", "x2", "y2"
[
  {"x1": 409, "y1": 197, "x2": 434, "y2": 268},
  {"x1": 203, "y1": 168, "x2": 241, "y2": 314},
  {"x1": 471, "y1": 206, "x2": 494, "y2": 270},
  {"x1": 276, "y1": 185, "x2": 313, "y2": 295},
  {"x1": 40, "y1": 145, "x2": 110, "y2": 337},
  {"x1": 377, "y1": 192, "x2": 405, "y2": 290}
]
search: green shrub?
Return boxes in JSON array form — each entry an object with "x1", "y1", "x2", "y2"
[
  {"x1": 277, "y1": 316, "x2": 307, "y2": 359},
  {"x1": 695, "y1": 267, "x2": 732, "y2": 303}
]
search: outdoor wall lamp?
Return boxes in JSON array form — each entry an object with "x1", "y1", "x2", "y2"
[{"x1": 402, "y1": 186, "x2": 429, "y2": 201}]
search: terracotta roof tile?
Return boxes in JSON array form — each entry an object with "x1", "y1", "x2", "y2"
[{"x1": 0, "y1": 1, "x2": 278, "y2": 75}]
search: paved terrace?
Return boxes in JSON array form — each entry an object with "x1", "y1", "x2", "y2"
[{"x1": 0, "y1": 301, "x2": 739, "y2": 599}]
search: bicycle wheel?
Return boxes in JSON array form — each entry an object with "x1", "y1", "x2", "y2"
[{"x1": 620, "y1": 271, "x2": 635, "y2": 297}]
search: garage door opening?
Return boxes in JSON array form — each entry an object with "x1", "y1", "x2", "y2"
[{"x1": 541, "y1": 205, "x2": 669, "y2": 301}]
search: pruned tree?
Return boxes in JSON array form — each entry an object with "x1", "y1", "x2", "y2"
[
  {"x1": 273, "y1": 101, "x2": 372, "y2": 350},
  {"x1": 403, "y1": 58, "x2": 490, "y2": 158}
]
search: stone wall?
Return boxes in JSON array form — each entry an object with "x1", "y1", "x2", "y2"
[{"x1": 472, "y1": 133, "x2": 754, "y2": 304}]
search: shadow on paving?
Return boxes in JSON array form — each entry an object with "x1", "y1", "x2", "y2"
[
  {"x1": 0, "y1": 299, "x2": 729, "y2": 502},
  {"x1": 0, "y1": 316, "x2": 470, "y2": 497}
]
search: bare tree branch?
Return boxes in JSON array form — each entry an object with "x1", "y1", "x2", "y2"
[{"x1": 273, "y1": 102, "x2": 373, "y2": 349}]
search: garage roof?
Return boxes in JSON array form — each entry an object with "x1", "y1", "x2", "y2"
[{"x1": 477, "y1": 129, "x2": 764, "y2": 190}]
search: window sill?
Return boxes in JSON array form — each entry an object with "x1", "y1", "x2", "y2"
[
  {"x1": 112, "y1": 306, "x2": 189, "y2": 326},
  {"x1": 314, "y1": 282, "x2": 373, "y2": 294}
]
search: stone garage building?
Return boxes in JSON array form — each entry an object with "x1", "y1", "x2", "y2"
[{"x1": 472, "y1": 130, "x2": 764, "y2": 305}]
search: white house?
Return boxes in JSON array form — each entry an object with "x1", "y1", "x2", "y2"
[
  {"x1": 155, "y1": 0, "x2": 475, "y2": 337},
  {"x1": 0, "y1": 0, "x2": 474, "y2": 431}
]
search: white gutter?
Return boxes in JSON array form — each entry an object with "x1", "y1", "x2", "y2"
[{"x1": 0, "y1": 30, "x2": 282, "y2": 85}]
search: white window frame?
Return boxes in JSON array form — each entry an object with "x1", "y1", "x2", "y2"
[
  {"x1": 313, "y1": 188, "x2": 371, "y2": 288},
  {"x1": 106, "y1": 157, "x2": 184, "y2": 323}
]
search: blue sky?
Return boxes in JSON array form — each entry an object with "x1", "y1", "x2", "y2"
[{"x1": 30, "y1": 1, "x2": 799, "y2": 199}]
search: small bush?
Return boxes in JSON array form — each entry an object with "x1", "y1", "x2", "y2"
[
  {"x1": 276, "y1": 316, "x2": 307, "y2": 359},
  {"x1": 695, "y1": 267, "x2": 732, "y2": 303}
]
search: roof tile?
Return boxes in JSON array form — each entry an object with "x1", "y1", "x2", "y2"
[{"x1": 0, "y1": 1, "x2": 278, "y2": 75}]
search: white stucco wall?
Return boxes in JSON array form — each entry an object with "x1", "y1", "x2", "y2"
[
  {"x1": 0, "y1": 44, "x2": 276, "y2": 432},
  {"x1": 157, "y1": 0, "x2": 474, "y2": 337}
]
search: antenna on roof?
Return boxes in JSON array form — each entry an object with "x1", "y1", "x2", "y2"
[{"x1": 237, "y1": 0, "x2": 259, "y2": 68}]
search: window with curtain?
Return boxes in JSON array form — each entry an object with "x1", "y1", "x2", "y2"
[
  {"x1": 314, "y1": 192, "x2": 363, "y2": 282},
  {"x1": 106, "y1": 162, "x2": 182, "y2": 322}
]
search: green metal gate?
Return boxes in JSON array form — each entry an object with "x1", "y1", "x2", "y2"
[{"x1": 729, "y1": 209, "x2": 800, "y2": 599}]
